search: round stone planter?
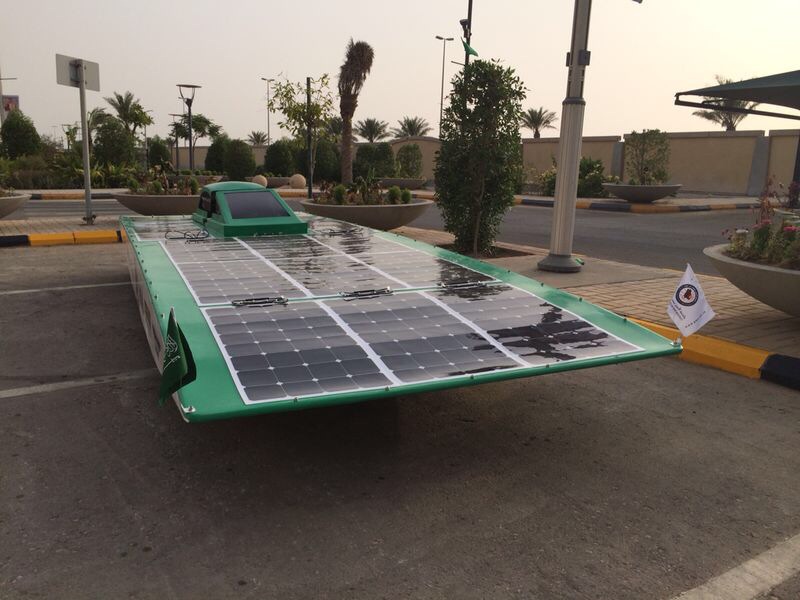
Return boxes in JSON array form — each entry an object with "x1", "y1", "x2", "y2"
[
  {"x1": 602, "y1": 183, "x2": 682, "y2": 203},
  {"x1": 114, "y1": 192, "x2": 199, "y2": 216},
  {"x1": 0, "y1": 193, "x2": 30, "y2": 218},
  {"x1": 704, "y1": 244, "x2": 800, "y2": 317},
  {"x1": 299, "y1": 199, "x2": 433, "y2": 231},
  {"x1": 378, "y1": 177, "x2": 427, "y2": 190}
]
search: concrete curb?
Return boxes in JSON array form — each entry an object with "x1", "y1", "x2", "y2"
[
  {"x1": 632, "y1": 317, "x2": 800, "y2": 390},
  {"x1": 31, "y1": 192, "x2": 117, "y2": 200},
  {"x1": 0, "y1": 229, "x2": 123, "y2": 247}
]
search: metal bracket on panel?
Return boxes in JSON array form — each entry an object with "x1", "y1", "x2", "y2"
[
  {"x1": 339, "y1": 288, "x2": 393, "y2": 301},
  {"x1": 438, "y1": 280, "x2": 490, "y2": 291},
  {"x1": 231, "y1": 296, "x2": 289, "y2": 307}
]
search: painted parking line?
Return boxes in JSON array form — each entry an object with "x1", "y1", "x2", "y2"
[
  {"x1": 671, "y1": 530, "x2": 800, "y2": 600},
  {"x1": 0, "y1": 281, "x2": 131, "y2": 295},
  {"x1": 0, "y1": 369, "x2": 156, "y2": 400}
]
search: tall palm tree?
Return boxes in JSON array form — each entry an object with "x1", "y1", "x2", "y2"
[
  {"x1": 521, "y1": 107, "x2": 558, "y2": 138},
  {"x1": 391, "y1": 116, "x2": 432, "y2": 138},
  {"x1": 338, "y1": 39, "x2": 375, "y2": 184},
  {"x1": 692, "y1": 76, "x2": 759, "y2": 131},
  {"x1": 247, "y1": 130, "x2": 268, "y2": 146},
  {"x1": 103, "y1": 91, "x2": 152, "y2": 137},
  {"x1": 355, "y1": 118, "x2": 389, "y2": 142}
]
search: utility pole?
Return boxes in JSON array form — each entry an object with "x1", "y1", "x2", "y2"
[
  {"x1": 435, "y1": 36, "x2": 454, "y2": 137},
  {"x1": 461, "y1": 0, "x2": 473, "y2": 68}
]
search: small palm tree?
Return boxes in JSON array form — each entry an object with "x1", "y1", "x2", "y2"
[
  {"x1": 521, "y1": 107, "x2": 558, "y2": 138},
  {"x1": 338, "y1": 39, "x2": 375, "y2": 184},
  {"x1": 86, "y1": 107, "x2": 109, "y2": 149},
  {"x1": 692, "y1": 76, "x2": 759, "y2": 131},
  {"x1": 355, "y1": 118, "x2": 389, "y2": 142},
  {"x1": 391, "y1": 116, "x2": 432, "y2": 138},
  {"x1": 247, "y1": 130, "x2": 268, "y2": 146},
  {"x1": 104, "y1": 91, "x2": 152, "y2": 137}
]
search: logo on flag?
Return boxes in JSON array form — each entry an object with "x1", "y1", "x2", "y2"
[
  {"x1": 158, "y1": 308, "x2": 197, "y2": 406},
  {"x1": 667, "y1": 265, "x2": 715, "y2": 337}
]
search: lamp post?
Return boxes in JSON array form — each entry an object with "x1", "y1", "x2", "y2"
[
  {"x1": 260, "y1": 77, "x2": 275, "y2": 146},
  {"x1": 435, "y1": 36, "x2": 454, "y2": 137},
  {"x1": 538, "y1": 0, "x2": 642, "y2": 273},
  {"x1": 169, "y1": 113, "x2": 183, "y2": 172},
  {"x1": 460, "y1": 0, "x2": 474, "y2": 68},
  {"x1": 177, "y1": 84, "x2": 201, "y2": 171}
]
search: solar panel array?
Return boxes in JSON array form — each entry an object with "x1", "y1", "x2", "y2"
[{"x1": 143, "y1": 218, "x2": 642, "y2": 404}]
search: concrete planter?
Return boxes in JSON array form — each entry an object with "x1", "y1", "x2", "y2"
[
  {"x1": 114, "y1": 192, "x2": 199, "y2": 216},
  {"x1": 0, "y1": 193, "x2": 30, "y2": 218},
  {"x1": 704, "y1": 244, "x2": 800, "y2": 317},
  {"x1": 300, "y1": 199, "x2": 433, "y2": 231},
  {"x1": 602, "y1": 183, "x2": 682, "y2": 203},
  {"x1": 378, "y1": 177, "x2": 427, "y2": 190}
]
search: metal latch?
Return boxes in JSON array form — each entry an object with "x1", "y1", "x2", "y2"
[
  {"x1": 231, "y1": 296, "x2": 288, "y2": 307},
  {"x1": 438, "y1": 280, "x2": 490, "y2": 290},
  {"x1": 339, "y1": 287, "x2": 392, "y2": 301}
]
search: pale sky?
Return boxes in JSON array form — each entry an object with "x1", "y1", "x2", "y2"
[{"x1": 1, "y1": 0, "x2": 799, "y2": 145}]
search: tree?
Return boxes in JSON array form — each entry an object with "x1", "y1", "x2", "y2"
[
  {"x1": 325, "y1": 116, "x2": 344, "y2": 144},
  {"x1": 338, "y1": 39, "x2": 375, "y2": 184},
  {"x1": 355, "y1": 118, "x2": 389, "y2": 142},
  {"x1": 521, "y1": 107, "x2": 557, "y2": 138},
  {"x1": 391, "y1": 116, "x2": 432, "y2": 138},
  {"x1": 396, "y1": 143, "x2": 423, "y2": 178},
  {"x1": 0, "y1": 110, "x2": 41, "y2": 159},
  {"x1": 93, "y1": 117, "x2": 136, "y2": 166},
  {"x1": 86, "y1": 107, "x2": 109, "y2": 150},
  {"x1": 269, "y1": 75, "x2": 334, "y2": 185},
  {"x1": 264, "y1": 138, "x2": 297, "y2": 176},
  {"x1": 692, "y1": 76, "x2": 759, "y2": 131},
  {"x1": 224, "y1": 139, "x2": 256, "y2": 181},
  {"x1": 104, "y1": 91, "x2": 153, "y2": 137},
  {"x1": 247, "y1": 130, "x2": 268, "y2": 146},
  {"x1": 435, "y1": 60, "x2": 525, "y2": 255},
  {"x1": 354, "y1": 143, "x2": 395, "y2": 179},
  {"x1": 170, "y1": 113, "x2": 222, "y2": 148},
  {"x1": 205, "y1": 134, "x2": 230, "y2": 173},
  {"x1": 148, "y1": 135, "x2": 171, "y2": 169}
]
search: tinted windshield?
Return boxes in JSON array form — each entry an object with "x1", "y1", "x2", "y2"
[{"x1": 225, "y1": 191, "x2": 289, "y2": 219}]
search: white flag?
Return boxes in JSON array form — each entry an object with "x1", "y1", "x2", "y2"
[{"x1": 667, "y1": 264, "x2": 715, "y2": 337}]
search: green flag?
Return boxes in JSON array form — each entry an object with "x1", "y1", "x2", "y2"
[
  {"x1": 461, "y1": 38, "x2": 478, "y2": 57},
  {"x1": 158, "y1": 308, "x2": 197, "y2": 406}
]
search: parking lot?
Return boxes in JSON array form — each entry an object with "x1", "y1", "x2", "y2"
[{"x1": 2, "y1": 244, "x2": 800, "y2": 599}]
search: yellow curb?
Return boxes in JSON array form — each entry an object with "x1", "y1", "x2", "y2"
[
  {"x1": 713, "y1": 203, "x2": 737, "y2": 210},
  {"x1": 73, "y1": 230, "x2": 120, "y2": 244},
  {"x1": 39, "y1": 193, "x2": 85, "y2": 200},
  {"x1": 576, "y1": 200, "x2": 591, "y2": 209},
  {"x1": 28, "y1": 232, "x2": 75, "y2": 246},
  {"x1": 512, "y1": 196, "x2": 522, "y2": 205},
  {"x1": 629, "y1": 204, "x2": 681, "y2": 214},
  {"x1": 276, "y1": 189, "x2": 311, "y2": 198},
  {"x1": 630, "y1": 318, "x2": 769, "y2": 378}
]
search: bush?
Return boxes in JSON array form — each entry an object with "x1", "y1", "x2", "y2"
[
  {"x1": 333, "y1": 183, "x2": 346, "y2": 204},
  {"x1": 6, "y1": 154, "x2": 57, "y2": 189},
  {"x1": 93, "y1": 118, "x2": 135, "y2": 166},
  {"x1": 264, "y1": 138, "x2": 297, "y2": 176},
  {"x1": 354, "y1": 142, "x2": 395, "y2": 179},
  {"x1": 148, "y1": 136, "x2": 171, "y2": 169},
  {"x1": 401, "y1": 188, "x2": 412, "y2": 204},
  {"x1": 435, "y1": 60, "x2": 525, "y2": 254},
  {"x1": 387, "y1": 185, "x2": 402, "y2": 204},
  {"x1": 626, "y1": 129, "x2": 670, "y2": 185},
  {"x1": 0, "y1": 110, "x2": 41, "y2": 159},
  {"x1": 224, "y1": 139, "x2": 256, "y2": 181},
  {"x1": 537, "y1": 157, "x2": 611, "y2": 198},
  {"x1": 204, "y1": 135, "x2": 230, "y2": 173},
  {"x1": 395, "y1": 143, "x2": 423, "y2": 178}
]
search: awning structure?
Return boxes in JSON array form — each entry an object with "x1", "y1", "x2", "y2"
[
  {"x1": 675, "y1": 70, "x2": 800, "y2": 183},
  {"x1": 675, "y1": 70, "x2": 800, "y2": 120}
]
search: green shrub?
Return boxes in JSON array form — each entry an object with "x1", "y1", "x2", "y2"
[
  {"x1": 6, "y1": 154, "x2": 56, "y2": 189},
  {"x1": 538, "y1": 165, "x2": 557, "y2": 196},
  {"x1": 224, "y1": 139, "x2": 256, "y2": 181},
  {"x1": 387, "y1": 185, "x2": 402, "y2": 204},
  {"x1": 126, "y1": 176, "x2": 140, "y2": 192},
  {"x1": 204, "y1": 135, "x2": 230, "y2": 173},
  {"x1": 401, "y1": 188, "x2": 412, "y2": 204},
  {"x1": 93, "y1": 118, "x2": 136, "y2": 166},
  {"x1": 354, "y1": 142, "x2": 395, "y2": 179},
  {"x1": 264, "y1": 138, "x2": 297, "y2": 176},
  {"x1": 146, "y1": 180, "x2": 164, "y2": 194},
  {"x1": 0, "y1": 110, "x2": 41, "y2": 159},
  {"x1": 435, "y1": 60, "x2": 525, "y2": 254},
  {"x1": 395, "y1": 143, "x2": 423, "y2": 178},
  {"x1": 181, "y1": 169, "x2": 191, "y2": 175},
  {"x1": 189, "y1": 176, "x2": 200, "y2": 194},
  {"x1": 626, "y1": 129, "x2": 670, "y2": 185},
  {"x1": 537, "y1": 157, "x2": 611, "y2": 198},
  {"x1": 333, "y1": 183, "x2": 346, "y2": 204},
  {"x1": 147, "y1": 136, "x2": 171, "y2": 169}
]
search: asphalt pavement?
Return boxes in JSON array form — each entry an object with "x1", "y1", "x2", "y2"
[
  {"x1": 2, "y1": 245, "x2": 800, "y2": 599},
  {"x1": 11, "y1": 197, "x2": 760, "y2": 274}
]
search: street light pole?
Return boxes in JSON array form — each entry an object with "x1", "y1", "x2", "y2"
[
  {"x1": 169, "y1": 113, "x2": 182, "y2": 172},
  {"x1": 177, "y1": 84, "x2": 201, "y2": 171},
  {"x1": 538, "y1": 0, "x2": 642, "y2": 273},
  {"x1": 460, "y1": 0, "x2": 474, "y2": 68},
  {"x1": 261, "y1": 77, "x2": 274, "y2": 146},
  {"x1": 435, "y1": 35, "x2": 454, "y2": 138}
]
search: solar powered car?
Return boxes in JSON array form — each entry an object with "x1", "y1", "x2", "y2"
[{"x1": 122, "y1": 182, "x2": 680, "y2": 422}]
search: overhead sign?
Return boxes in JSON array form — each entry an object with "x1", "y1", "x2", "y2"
[
  {"x1": 2, "y1": 95, "x2": 19, "y2": 113},
  {"x1": 55, "y1": 54, "x2": 100, "y2": 92}
]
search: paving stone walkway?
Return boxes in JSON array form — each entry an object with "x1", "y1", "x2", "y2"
[{"x1": 0, "y1": 216, "x2": 120, "y2": 235}]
